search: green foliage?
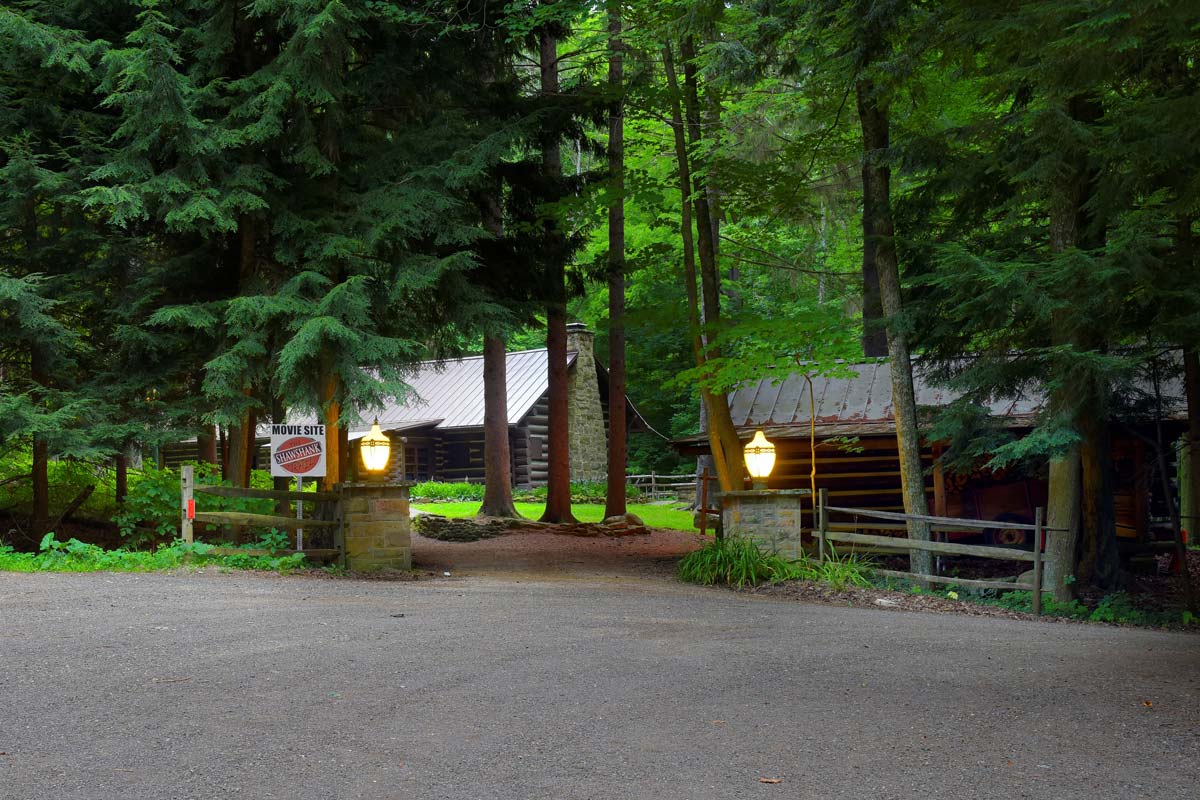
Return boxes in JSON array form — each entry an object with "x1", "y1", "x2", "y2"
[
  {"x1": 514, "y1": 480, "x2": 644, "y2": 504},
  {"x1": 677, "y1": 537, "x2": 809, "y2": 589},
  {"x1": 410, "y1": 481, "x2": 486, "y2": 502},
  {"x1": 0, "y1": 449, "x2": 119, "y2": 522},
  {"x1": 983, "y1": 590, "x2": 1194, "y2": 628},
  {"x1": 810, "y1": 548, "x2": 875, "y2": 593},
  {"x1": 410, "y1": 501, "x2": 696, "y2": 532},
  {"x1": 412, "y1": 480, "x2": 644, "y2": 504},
  {"x1": 0, "y1": 533, "x2": 305, "y2": 574},
  {"x1": 112, "y1": 464, "x2": 277, "y2": 545},
  {"x1": 678, "y1": 537, "x2": 875, "y2": 590}
]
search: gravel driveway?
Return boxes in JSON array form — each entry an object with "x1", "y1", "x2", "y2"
[{"x1": 1, "y1": 570, "x2": 1197, "y2": 800}]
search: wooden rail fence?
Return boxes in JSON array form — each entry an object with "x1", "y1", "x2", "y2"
[
  {"x1": 180, "y1": 465, "x2": 343, "y2": 562},
  {"x1": 816, "y1": 488, "x2": 1056, "y2": 615},
  {"x1": 627, "y1": 472, "x2": 697, "y2": 501}
]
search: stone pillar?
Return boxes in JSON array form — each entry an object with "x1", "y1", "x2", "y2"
[
  {"x1": 342, "y1": 482, "x2": 412, "y2": 571},
  {"x1": 720, "y1": 489, "x2": 811, "y2": 559},
  {"x1": 565, "y1": 322, "x2": 608, "y2": 481}
]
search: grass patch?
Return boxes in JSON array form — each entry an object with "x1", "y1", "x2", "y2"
[
  {"x1": 677, "y1": 537, "x2": 874, "y2": 590},
  {"x1": 411, "y1": 480, "x2": 646, "y2": 504},
  {"x1": 410, "y1": 501, "x2": 698, "y2": 532},
  {"x1": 0, "y1": 533, "x2": 307, "y2": 574}
]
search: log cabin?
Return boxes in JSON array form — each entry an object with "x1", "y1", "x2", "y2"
[
  {"x1": 165, "y1": 324, "x2": 657, "y2": 486},
  {"x1": 675, "y1": 360, "x2": 1190, "y2": 547}
]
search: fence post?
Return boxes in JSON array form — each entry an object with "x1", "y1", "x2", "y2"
[
  {"x1": 1032, "y1": 506, "x2": 1044, "y2": 616},
  {"x1": 180, "y1": 465, "x2": 194, "y2": 545},
  {"x1": 817, "y1": 488, "x2": 828, "y2": 561},
  {"x1": 699, "y1": 468, "x2": 708, "y2": 537}
]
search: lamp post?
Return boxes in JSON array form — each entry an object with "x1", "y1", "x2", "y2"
[
  {"x1": 744, "y1": 429, "x2": 776, "y2": 490},
  {"x1": 359, "y1": 419, "x2": 391, "y2": 481}
]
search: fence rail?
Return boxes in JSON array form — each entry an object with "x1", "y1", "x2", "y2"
[
  {"x1": 181, "y1": 465, "x2": 343, "y2": 556},
  {"x1": 817, "y1": 488, "x2": 1052, "y2": 615},
  {"x1": 627, "y1": 473, "x2": 697, "y2": 501}
]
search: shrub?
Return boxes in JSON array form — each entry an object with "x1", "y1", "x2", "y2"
[
  {"x1": 114, "y1": 463, "x2": 278, "y2": 546},
  {"x1": 678, "y1": 537, "x2": 808, "y2": 589},
  {"x1": 0, "y1": 533, "x2": 306, "y2": 574},
  {"x1": 410, "y1": 481, "x2": 486, "y2": 502},
  {"x1": 412, "y1": 480, "x2": 643, "y2": 505},
  {"x1": 0, "y1": 450, "x2": 120, "y2": 522},
  {"x1": 810, "y1": 548, "x2": 874, "y2": 592},
  {"x1": 513, "y1": 480, "x2": 643, "y2": 504}
]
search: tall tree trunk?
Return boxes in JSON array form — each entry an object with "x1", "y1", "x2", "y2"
[
  {"x1": 1185, "y1": 349, "x2": 1200, "y2": 539},
  {"x1": 225, "y1": 411, "x2": 256, "y2": 489},
  {"x1": 480, "y1": 334, "x2": 519, "y2": 518},
  {"x1": 115, "y1": 452, "x2": 128, "y2": 507},
  {"x1": 861, "y1": 261, "x2": 887, "y2": 357},
  {"x1": 662, "y1": 44, "x2": 718, "y2": 500},
  {"x1": 540, "y1": 24, "x2": 576, "y2": 524},
  {"x1": 29, "y1": 343, "x2": 50, "y2": 541},
  {"x1": 1078, "y1": 411, "x2": 1120, "y2": 588},
  {"x1": 477, "y1": 180, "x2": 519, "y2": 519},
  {"x1": 1045, "y1": 95, "x2": 1106, "y2": 598},
  {"x1": 318, "y1": 359, "x2": 341, "y2": 492},
  {"x1": 678, "y1": 37, "x2": 745, "y2": 492},
  {"x1": 224, "y1": 215, "x2": 260, "y2": 490},
  {"x1": 271, "y1": 396, "x2": 290, "y2": 514},
  {"x1": 197, "y1": 425, "x2": 218, "y2": 466},
  {"x1": 1045, "y1": 443, "x2": 1082, "y2": 601},
  {"x1": 604, "y1": 2, "x2": 627, "y2": 520},
  {"x1": 856, "y1": 76, "x2": 932, "y2": 577}
]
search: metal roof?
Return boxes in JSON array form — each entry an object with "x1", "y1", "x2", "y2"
[
  {"x1": 695, "y1": 357, "x2": 1185, "y2": 441},
  {"x1": 372, "y1": 348, "x2": 575, "y2": 430},
  {"x1": 722, "y1": 361, "x2": 1041, "y2": 438},
  {"x1": 261, "y1": 349, "x2": 575, "y2": 435}
]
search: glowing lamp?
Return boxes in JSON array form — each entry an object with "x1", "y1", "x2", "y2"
[
  {"x1": 360, "y1": 419, "x2": 391, "y2": 475},
  {"x1": 744, "y1": 429, "x2": 776, "y2": 488}
]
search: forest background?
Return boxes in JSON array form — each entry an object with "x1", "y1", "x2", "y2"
[{"x1": 1, "y1": 1, "x2": 1198, "y2": 599}]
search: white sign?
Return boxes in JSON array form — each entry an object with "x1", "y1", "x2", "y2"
[{"x1": 269, "y1": 423, "x2": 327, "y2": 478}]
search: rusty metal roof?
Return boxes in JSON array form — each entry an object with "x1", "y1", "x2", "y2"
[
  {"x1": 686, "y1": 357, "x2": 1184, "y2": 442},
  {"x1": 723, "y1": 361, "x2": 1041, "y2": 439}
]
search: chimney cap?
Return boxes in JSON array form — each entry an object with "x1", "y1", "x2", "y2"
[{"x1": 565, "y1": 321, "x2": 590, "y2": 333}]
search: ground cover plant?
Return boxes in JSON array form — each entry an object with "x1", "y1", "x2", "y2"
[
  {"x1": 0, "y1": 533, "x2": 307, "y2": 574},
  {"x1": 868, "y1": 574, "x2": 1199, "y2": 628},
  {"x1": 410, "y1": 501, "x2": 696, "y2": 532},
  {"x1": 677, "y1": 537, "x2": 874, "y2": 590}
]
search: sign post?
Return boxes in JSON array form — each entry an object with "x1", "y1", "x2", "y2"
[
  {"x1": 271, "y1": 424, "x2": 327, "y2": 550},
  {"x1": 270, "y1": 423, "x2": 328, "y2": 479},
  {"x1": 296, "y1": 476, "x2": 305, "y2": 551}
]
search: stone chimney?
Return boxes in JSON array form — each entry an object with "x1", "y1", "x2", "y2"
[{"x1": 565, "y1": 322, "x2": 608, "y2": 480}]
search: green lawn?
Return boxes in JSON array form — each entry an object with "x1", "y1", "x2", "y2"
[{"x1": 410, "y1": 502, "x2": 699, "y2": 532}]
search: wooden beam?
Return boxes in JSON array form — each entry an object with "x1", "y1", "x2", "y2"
[
  {"x1": 194, "y1": 485, "x2": 340, "y2": 503},
  {"x1": 205, "y1": 547, "x2": 341, "y2": 562},
  {"x1": 194, "y1": 511, "x2": 338, "y2": 529},
  {"x1": 824, "y1": 505, "x2": 1055, "y2": 531},
  {"x1": 823, "y1": 529, "x2": 1037, "y2": 561},
  {"x1": 873, "y1": 569, "x2": 1033, "y2": 591}
]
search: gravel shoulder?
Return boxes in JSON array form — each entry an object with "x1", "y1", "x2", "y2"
[{"x1": 2, "y1": 569, "x2": 1198, "y2": 800}]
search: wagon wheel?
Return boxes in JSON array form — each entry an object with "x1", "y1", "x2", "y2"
[{"x1": 984, "y1": 513, "x2": 1033, "y2": 549}]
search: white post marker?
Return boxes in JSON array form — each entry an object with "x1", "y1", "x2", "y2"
[{"x1": 180, "y1": 465, "x2": 194, "y2": 544}]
